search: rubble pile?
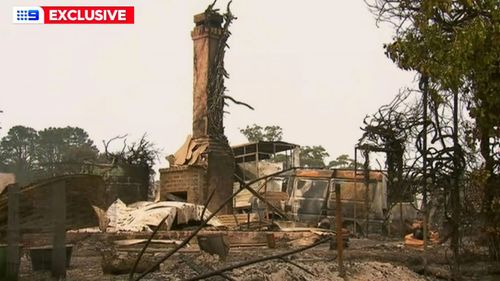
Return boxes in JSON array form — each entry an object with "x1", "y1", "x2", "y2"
[
  {"x1": 106, "y1": 199, "x2": 222, "y2": 232},
  {"x1": 230, "y1": 261, "x2": 426, "y2": 281}
]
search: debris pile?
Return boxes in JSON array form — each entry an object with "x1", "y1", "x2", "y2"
[
  {"x1": 230, "y1": 261, "x2": 427, "y2": 281},
  {"x1": 105, "y1": 199, "x2": 222, "y2": 232}
]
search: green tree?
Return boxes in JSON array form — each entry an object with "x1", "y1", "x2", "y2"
[
  {"x1": 368, "y1": 0, "x2": 499, "y2": 175},
  {"x1": 328, "y1": 154, "x2": 361, "y2": 169},
  {"x1": 36, "y1": 126, "x2": 98, "y2": 176},
  {"x1": 239, "y1": 124, "x2": 283, "y2": 142},
  {"x1": 367, "y1": 0, "x2": 500, "y2": 262},
  {"x1": 300, "y1": 146, "x2": 329, "y2": 168},
  {"x1": 239, "y1": 125, "x2": 330, "y2": 167},
  {"x1": 0, "y1": 125, "x2": 38, "y2": 184}
]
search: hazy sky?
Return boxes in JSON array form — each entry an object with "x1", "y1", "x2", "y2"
[{"x1": 0, "y1": 0, "x2": 416, "y2": 170}]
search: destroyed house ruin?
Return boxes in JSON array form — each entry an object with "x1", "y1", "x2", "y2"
[
  {"x1": 159, "y1": 11, "x2": 235, "y2": 214},
  {"x1": 231, "y1": 141, "x2": 300, "y2": 211}
]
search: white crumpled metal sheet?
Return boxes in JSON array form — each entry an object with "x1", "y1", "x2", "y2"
[{"x1": 106, "y1": 199, "x2": 222, "y2": 232}]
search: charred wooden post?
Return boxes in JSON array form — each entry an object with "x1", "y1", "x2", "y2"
[
  {"x1": 7, "y1": 183, "x2": 20, "y2": 281},
  {"x1": 420, "y1": 76, "x2": 429, "y2": 273},
  {"x1": 335, "y1": 182, "x2": 345, "y2": 277},
  {"x1": 354, "y1": 147, "x2": 358, "y2": 235},
  {"x1": 451, "y1": 89, "x2": 462, "y2": 277},
  {"x1": 51, "y1": 180, "x2": 67, "y2": 278},
  {"x1": 363, "y1": 150, "x2": 370, "y2": 235}
]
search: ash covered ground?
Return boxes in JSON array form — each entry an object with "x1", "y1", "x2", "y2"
[{"x1": 17, "y1": 234, "x2": 499, "y2": 281}]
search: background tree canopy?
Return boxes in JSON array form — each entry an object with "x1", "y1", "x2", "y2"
[
  {"x1": 0, "y1": 125, "x2": 158, "y2": 185},
  {"x1": 0, "y1": 125, "x2": 39, "y2": 184},
  {"x1": 0, "y1": 125, "x2": 98, "y2": 184},
  {"x1": 366, "y1": 0, "x2": 500, "y2": 262},
  {"x1": 367, "y1": 0, "x2": 499, "y2": 172},
  {"x1": 299, "y1": 145, "x2": 329, "y2": 168},
  {"x1": 328, "y1": 154, "x2": 363, "y2": 169},
  {"x1": 239, "y1": 124, "x2": 283, "y2": 142},
  {"x1": 36, "y1": 127, "x2": 99, "y2": 176},
  {"x1": 240, "y1": 124, "x2": 356, "y2": 168}
]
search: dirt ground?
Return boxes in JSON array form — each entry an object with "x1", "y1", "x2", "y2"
[{"x1": 17, "y1": 234, "x2": 500, "y2": 281}]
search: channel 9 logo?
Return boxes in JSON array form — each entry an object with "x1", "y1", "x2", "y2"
[
  {"x1": 12, "y1": 6, "x2": 134, "y2": 24},
  {"x1": 13, "y1": 7, "x2": 44, "y2": 24}
]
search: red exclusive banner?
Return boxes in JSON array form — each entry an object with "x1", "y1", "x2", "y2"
[{"x1": 42, "y1": 6, "x2": 134, "y2": 24}]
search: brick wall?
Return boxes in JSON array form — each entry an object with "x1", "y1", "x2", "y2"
[
  {"x1": 94, "y1": 164, "x2": 150, "y2": 204},
  {"x1": 159, "y1": 166, "x2": 207, "y2": 205},
  {"x1": 206, "y1": 151, "x2": 234, "y2": 214},
  {"x1": 0, "y1": 175, "x2": 108, "y2": 235}
]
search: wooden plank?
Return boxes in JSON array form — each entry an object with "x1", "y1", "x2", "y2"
[
  {"x1": 188, "y1": 143, "x2": 208, "y2": 165},
  {"x1": 0, "y1": 173, "x2": 15, "y2": 195},
  {"x1": 51, "y1": 180, "x2": 66, "y2": 279},
  {"x1": 335, "y1": 182, "x2": 345, "y2": 277},
  {"x1": 174, "y1": 135, "x2": 192, "y2": 165},
  {"x1": 113, "y1": 239, "x2": 182, "y2": 246},
  {"x1": 261, "y1": 191, "x2": 288, "y2": 201},
  {"x1": 185, "y1": 138, "x2": 198, "y2": 160},
  {"x1": 233, "y1": 189, "x2": 252, "y2": 208},
  {"x1": 7, "y1": 183, "x2": 20, "y2": 281},
  {"x1": 240, "y1": 184, "x2": 289, "y2": 220},
  {"x1": 229, "y1": 243, "x2": 267, "y2": 248},
  {"x1": 216, "y1": 214, "x2": 259, "y2": 227}
]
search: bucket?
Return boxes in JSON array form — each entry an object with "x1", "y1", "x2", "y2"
[
  {"x1": 0, "y1": 244, "x2": 22, "y2": 279},
  {"x1": 29, "y1": 245, "x2": 73, "y2": 271},
  {"x1": 197, "y1": 234, "x2": 230, "y2": 260},
  {"x1": 0, "y1": 245, "x2": 6, "y2": 278}
]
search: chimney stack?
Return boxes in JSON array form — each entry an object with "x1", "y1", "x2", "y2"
[
  {"x1": 191, "y1": 12, "x2": 224, "y2": 138},
  {"x1": 159, "y1": 10, "x2": 235, "y2": 215}
]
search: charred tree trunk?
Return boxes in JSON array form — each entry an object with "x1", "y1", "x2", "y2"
[
  {"x1": 451, "y1": 90, "x2": 462, "y2": 278},
  {"x1": 479, "y1": 119, "x2": 500, "y2": 261}
]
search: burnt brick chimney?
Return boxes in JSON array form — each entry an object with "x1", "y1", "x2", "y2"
[
  {"x1": 191, "y1": 12, "x2": 224, "y2": 138},
  {"x1": 159, "y1": 10, "x2": 235, "y2": 215}
]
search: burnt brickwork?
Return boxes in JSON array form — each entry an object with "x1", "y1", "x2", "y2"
[
  {"x1": 191, "y1": 12, "x2": 224, "y2": 138},
  {"x1": 159, "y1": 166, "x2": 207, "y2": 204},
  {"x1": 206, "y1": 151, "x2": 234, "y2": 214},
  {"x1": 0, "y1": 175, "x2": 109, "y2": 235},
  {"x1": 159, "y1": 10, "x2": 235, "y2": 215}
]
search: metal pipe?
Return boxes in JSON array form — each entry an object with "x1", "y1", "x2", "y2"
[
  {"x1": 278, "y1": 257, "x2": 317, "y2": 277},
  {"x1": 129, "y1": 213, "x2": 171, "y2": 280},
  {"x1": 179, "y1": 254, "x2": 236, "y2": 281}
]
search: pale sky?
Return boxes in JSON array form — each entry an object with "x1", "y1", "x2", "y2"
[{"x1": 0, "y1": 0, "x2": 416, "y2": 171}]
